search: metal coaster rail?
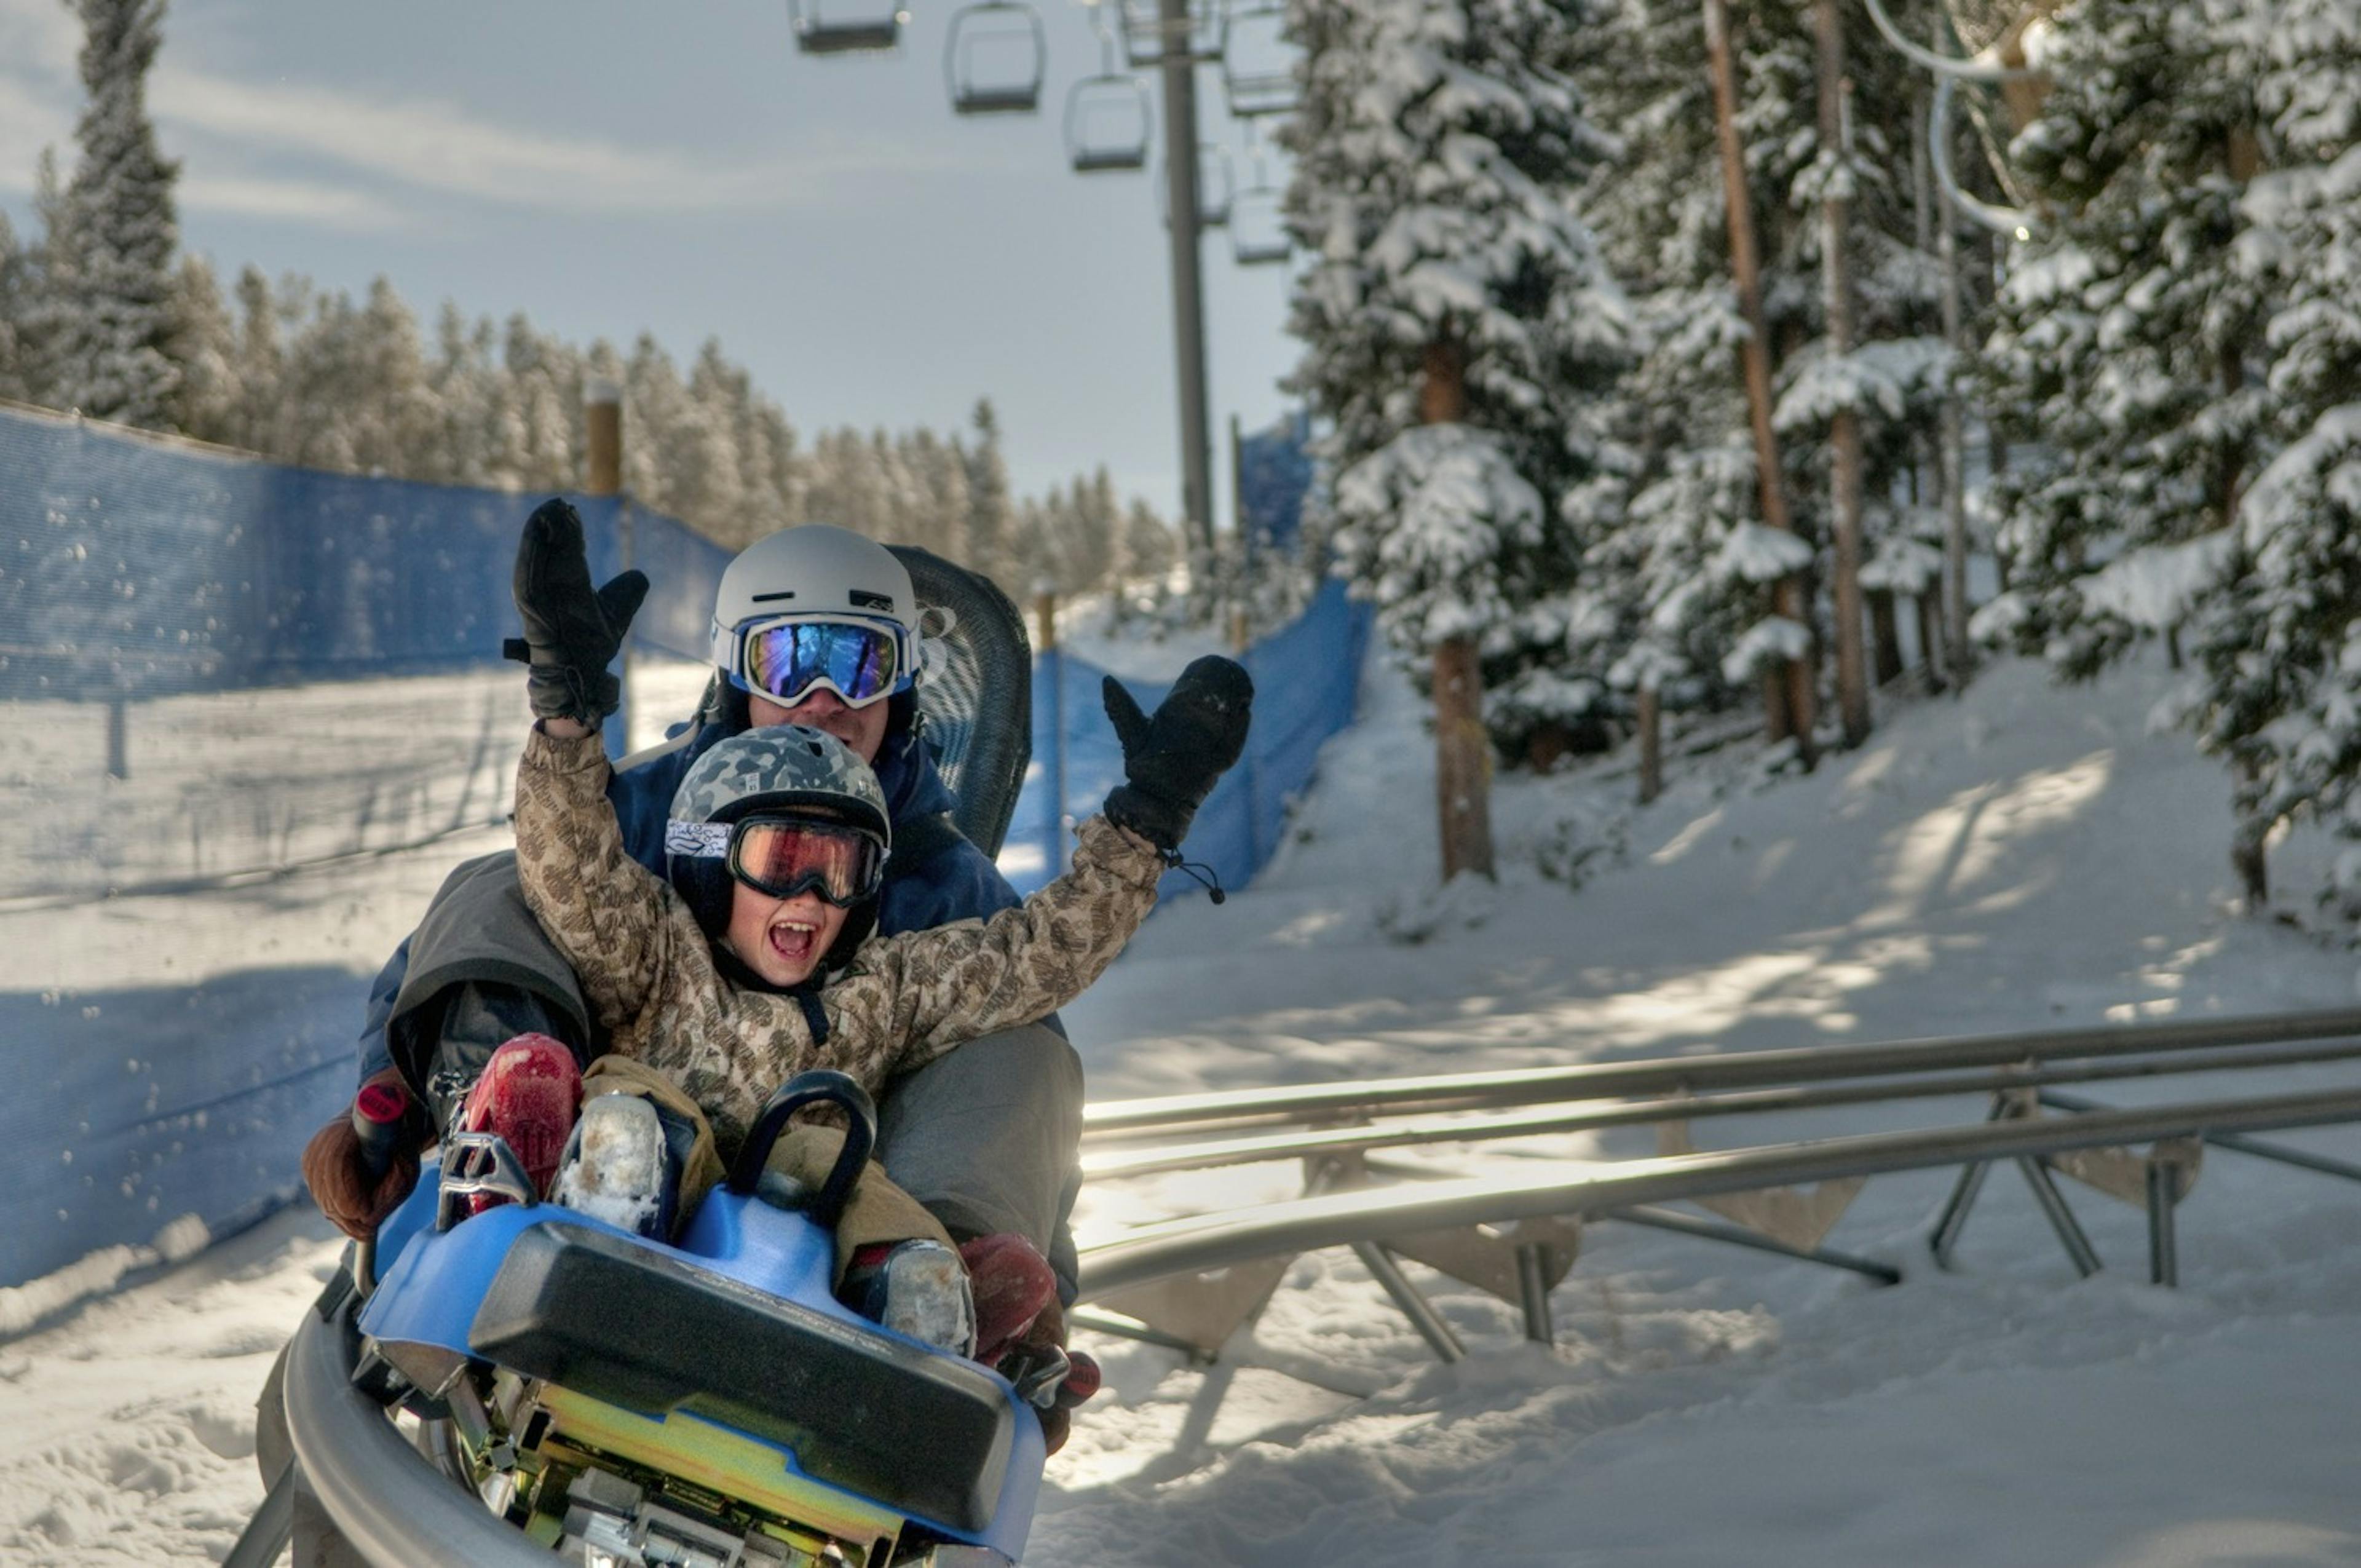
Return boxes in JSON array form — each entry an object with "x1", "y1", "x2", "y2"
[
  {"x1": 1070, "y1": 1006, "x2": 2361, "y2": 1355},
  {"x1": 1080, "y1": 1006, "x2": 2361, "y2": 1138}
]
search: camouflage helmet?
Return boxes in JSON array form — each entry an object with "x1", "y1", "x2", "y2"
[{"x1": 665, "y1": 726, "x2": 892, "y2": 962}]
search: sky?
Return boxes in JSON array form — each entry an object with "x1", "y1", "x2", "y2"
[{"x1": 0, "y1": 0, "x2": 1303, "y2": 521}]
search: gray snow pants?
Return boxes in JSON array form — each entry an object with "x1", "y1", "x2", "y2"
[{"x1": 876, "y1": 1018, "x2": 1086, "y2": 1302}]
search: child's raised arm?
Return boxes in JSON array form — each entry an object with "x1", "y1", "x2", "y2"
[
  {"x1": 834, "y1": 657, "x2": 1253, "y2": 1069},
  {"x1": 513, "y1": 721, "x2": 670, "y2": 1031},
  {"x1": 502, "y1": 500, "x2": 666, "y2": 1033}
]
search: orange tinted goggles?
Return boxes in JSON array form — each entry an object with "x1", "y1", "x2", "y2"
[{"x1": 728, "y1": 817, "x2": 887, "y2": 907}]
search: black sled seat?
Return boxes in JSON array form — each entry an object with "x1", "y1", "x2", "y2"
[
  {"x1": 469, "y1": 1222, "x2": 1015, "y2": 1534},
  {"x1": 887, "y1": 543, "x2": 1032, "y2": 860}
]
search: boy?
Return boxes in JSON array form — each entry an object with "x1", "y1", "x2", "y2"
[{"x1": 504, "y1": 505, "x2": 1249, "y2": 1388}]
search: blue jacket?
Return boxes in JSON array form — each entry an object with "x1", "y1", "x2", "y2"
[{"x1": 355, "y1": 716, "x2": 1026, "y2": 1085}]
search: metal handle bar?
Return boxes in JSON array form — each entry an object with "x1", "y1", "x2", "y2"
[{"x1": 726, "y1": 1069, "x2": 877, "y2": 1232}]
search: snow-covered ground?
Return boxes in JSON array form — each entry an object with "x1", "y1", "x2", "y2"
[
  {"x1": 9, "y1": 646, "x2": 2361, "y2": 1566},
  {"x1": 0, "y1": 657, "x2": 713, "y2": 905}
]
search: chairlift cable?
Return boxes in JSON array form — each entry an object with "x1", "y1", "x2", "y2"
[
  {"x1": 1932, "y1": 73, "x2": 2036, "y2": 237},
  {"x1": 1858, "y1": 0, "x2": 2042, "y2": 82}
]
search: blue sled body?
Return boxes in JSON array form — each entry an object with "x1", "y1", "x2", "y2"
[{"x1": 358, "y1": 1172, "x2": 1042, "y2": 1566}]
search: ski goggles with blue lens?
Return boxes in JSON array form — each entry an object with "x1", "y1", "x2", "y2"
[{"x1": 719, "y1": 616, "x2": 911, "y2": 710}]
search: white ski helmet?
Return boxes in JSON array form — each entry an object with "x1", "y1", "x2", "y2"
[{"x1": 708, "y1": 525, "x2": 922, "y2": 710}]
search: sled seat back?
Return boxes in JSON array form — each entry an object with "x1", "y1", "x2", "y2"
[{"x1": 888, "y1": 544, "x2": 1033, "y2": 861}]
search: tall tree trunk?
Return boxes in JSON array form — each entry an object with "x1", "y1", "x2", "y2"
[
  {"x1": 1937, "y1": 87, "x2": 1975, "y2": 689},
  {"x1": 1637, "y1": 681, "x2": 1664, "y2": 806},
  {"x1": 1424, "y1": 339, "x2": 1495, "y2": 881},
  {"x1": 1915, "y1": 592, "x2": 1945, "y2": 692},
  {"x1": 1869, "y1": 588, "x2": 1904, "y2": 685},
  {"x1": 2231, "y1": 810, "x2": 2269, "y2": 910},
  {"x1": 1704, "y1": 0, "x2": 1816, "y2": 766},
  {"x1": 1817, "y1": 0, "x2": 1870, "y2": 747}
]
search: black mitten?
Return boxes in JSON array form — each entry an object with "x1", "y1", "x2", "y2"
[
  {"x1": 1102, "y1": 655, "x2": 1254, "y2": 851},
  {"x1": 503, "y1": 498, "x2": 649, "y2": 726}
]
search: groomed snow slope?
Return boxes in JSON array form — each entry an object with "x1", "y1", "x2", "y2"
[{"x1": 8, "y1": 648, "x2": 2361, "y2": 1566}]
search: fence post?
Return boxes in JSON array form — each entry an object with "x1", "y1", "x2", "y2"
[
  {"x1": 1637, "y1": 682, "x2": 1663, "y2": 806},
  {"x1": 1230, "y1": 614, "x2": 1268, "y2": 873},
  {"x1": 1035, "y1": 585, "x2": 1066, "y2": 873},
  {"x1": 586, "y1": 380, "x2": 629, "y2": 760},
  {"x1": 106, "y1": 695, "x2": 128, "y2": 781}
]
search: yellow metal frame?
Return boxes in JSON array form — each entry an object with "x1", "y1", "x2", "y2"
[{"x1": 530, "y1": 1383, "x2": 906, "y2": 1561}]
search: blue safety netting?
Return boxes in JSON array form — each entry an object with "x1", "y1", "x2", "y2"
[
  {"x1": 1002, "y1": 578, "x2": 1372, "y2": 900},
  {"x1": 0, "y1": 403, "x2": 729, "y2": 1298},
  {"x1": 1236, "y1": 409, "x2": 1315, "y2": 556},
  {"x1": 0, "y1": 400, "x2": 724, "y2": 702}
]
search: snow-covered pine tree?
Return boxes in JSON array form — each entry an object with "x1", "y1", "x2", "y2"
[
  {"x1": 0, "y1": 184, "x2": 1147, "y2": 582},
  {"x1": 621, "y1": 331, "x2": 692, "y2": 516},
  {"x1": 164, "y1": 253, "x2": 237, "y2": 443},
  {"x1": 1074, "y1": 467, "x2": 1120, "y2": 591},
  {"x1": 2180, "y1": 0, "x2": 2361, "y2": 911},
  {"x1": 963, "y1": 399, "x2": 1014, "y2": 589},
  {"x1": 45, "y1": 0, "x2": 180, "y2": 429},
  {"x1": 1571, "y1": 0, "x2": 1765, "y2": 725},
  {"x1": 1284, "y1": 0, "x2": 1635, "y2": 874},
  {"x1": 348, "y1": 277, "x2": 437, "y2": 477},
  {"x1": 219, "y1": 265, "x2": 282, "y2": 455},
  {"x1": 0, "y1": 214, "x2": 31, "y2": 403},
  {"x1": 1123, "y1": 497, "x2": 1178, "y2": 585},
  {"x1": 500, "y1": 313, "x2": 576, "y2": 493},
  {"x1": 679, "y1": 339, "x2": 752, "y2": 546},
  {"x1": 1575, "y1": 0, "x2": 1936, "y2": 750},
  {"x1": 732, "y1": 373, "x2": 801, "y2": 545},
  {"x1": 1975, "y1": 0, "x2": 2272, "y2": 679},
  {"x1": 898, "y1": 429, "x2": 969, "y2": 562}
]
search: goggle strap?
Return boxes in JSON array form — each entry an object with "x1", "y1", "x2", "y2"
[{"x1": 666, "y1": 822, "x2": 731, "y2": 858}]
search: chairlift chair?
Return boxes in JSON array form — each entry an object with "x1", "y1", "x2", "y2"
[
  {"x1": 1229, "y1": 135, "x2": 1291, "y2": 265},
  {"x1": 1118, "y1": 0, "x2": 1222, "y2": 69},
  {"x1": 787, "y1": 0, "x2": 909, "y2": 55},
  {"x1": 945, "y1": 0, "x2": 1048, "y2": 114},
  {"x1": 1219, "y1": 0, "x2": 1299, "y2": 117},
  {"x1": 1066, "y1": 26, "x2": 1152, "y2": 173}
]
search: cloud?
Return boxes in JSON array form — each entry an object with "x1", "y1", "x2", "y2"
[
  {"x1": 175, "y1": 172, "x2": 408, "y2": 233},
  {"x1": 0, "y1": 0, "x2": 79, "y2": 192},
  {"x1": 149, "y1": 68, "x2": 824, "y2": 216},
  {"x1": 0, "y1": 2, "x2": 997, "y2": 225},
  {"x1": 0, "y1": 87, "x2": 70, "y2": 195},
  {"x1": 0, "y1": 0, "x2": 78, "y2": 71}
]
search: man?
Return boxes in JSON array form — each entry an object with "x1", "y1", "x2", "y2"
[{"x1": 301, "y1": 519, "x2": 1083, "y2": 1301}]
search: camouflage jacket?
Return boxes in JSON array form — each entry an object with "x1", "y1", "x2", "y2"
[{"x1": 515, "y1": 726, "x2": 1161, "y2": 1150}]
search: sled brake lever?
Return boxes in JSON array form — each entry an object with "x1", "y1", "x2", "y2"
[
  {"x1": 1004, "y1": 1346, "x2": 1072, "y2": 1408},
  {"x1": 435, "y1": 1131, "x2": 540, "y2": 1230}
]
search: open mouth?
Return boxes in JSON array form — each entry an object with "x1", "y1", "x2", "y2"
[{"x1": 767, "y1": 920, "x2": 819, "y2": 968}]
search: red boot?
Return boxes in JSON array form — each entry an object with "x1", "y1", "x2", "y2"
[
  {"x1": 456, "y1": 1034, "x2": 582, "y2": 1213},
  {"x1": 1004, "y1": 1297, "x2": 1101, "y2": 1457},
  {"x1": 958, "y1": 1233, "x2": 1059, "y2": 1366}
]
